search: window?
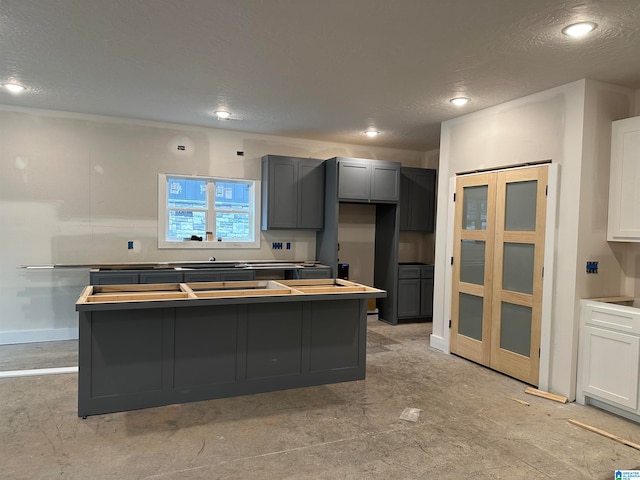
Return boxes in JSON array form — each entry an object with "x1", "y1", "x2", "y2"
[{"x1": 158, "y1": 174, "x2": 260, "y2": 248}]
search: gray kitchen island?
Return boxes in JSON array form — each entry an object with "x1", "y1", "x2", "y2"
[{"x1": 75, "y1": 279, "x2": 385, "y2": 417}]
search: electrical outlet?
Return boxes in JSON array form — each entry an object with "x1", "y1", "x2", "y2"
[
  {"x1": 586, "y1": 261, "x2": 598, "y2": 274},
  {"x1": 286, "y1": 242, "x2": 291, "y2": 250},
  {"x1": 127, "y1": 241, "x2": 134, "y2": 250}
]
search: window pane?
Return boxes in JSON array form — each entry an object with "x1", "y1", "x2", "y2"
[
  {"x1": 167, "y1": 210, "x2": 206, "y2": 240},
  {"x1": 167, "y1": 178, "x2": 207, "y2": 208},
  {"x1": 462, "y1": 185, "x2": 488, "y2": 230},
  {"x1": 505, "y1": 180, "x2": 537, "y2": 231},
  {"x1": 159, "y1": 173, "x2": 259, "y2": 249},
  {"x1": 216, "y1": 212, "x2": 250, "y2": 240},
  {"x1": 215, "y1": 182, "x2": 250, "y2": 211}
]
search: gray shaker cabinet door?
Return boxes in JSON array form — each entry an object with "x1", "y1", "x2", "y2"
[
  {"x1": 297, "y1": 159, "x2": 325, "y2": 229},
  {"x1": 397, "y1": 278, "x2": 421, "y2": 318},
  {"x1": 337, "y1": 158, "x2": 400, "y2": 203},
  {"x1": 267, "y1": 157, "x2": 298, "y2": 228},
  {"x1": 262, "y1": 155, "x2": 324, "y2": 229},
  {"x1": 370, "y1": 164, "x2": 400, "y2": 202},
  {"x1": 338, "y1": 160, "x2": 371, "y2": 201}
]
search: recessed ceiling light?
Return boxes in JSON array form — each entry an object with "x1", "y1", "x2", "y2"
[
  {"x1": 364, "y1": 130, "x2": 379, "y2": 138},
  {"x1": 214, "y1": 110, "x2": 231, "y2": 119},
  {"x1": 562, "y1": 22, "x2": 597, "y2": 37},
  {"x1": 2, "y1": 83, "x2": 26, "y2": 93},
  {"x1": 450, "y1": 97, "x2": 470, "y2": 106}
]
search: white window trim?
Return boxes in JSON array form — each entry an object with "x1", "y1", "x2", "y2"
[{"x1": 158, "y1": 173, "x2": 261, "y2": 249}]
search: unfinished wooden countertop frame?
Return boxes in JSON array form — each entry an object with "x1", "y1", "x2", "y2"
[{"x1": 76, "y1": 278, "x2": 385, "y2": 308}]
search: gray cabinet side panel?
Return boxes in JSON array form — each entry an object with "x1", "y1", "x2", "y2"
[
  {"x1": 261, "y1": 156, "x2": 269, "y2": 230},
  {"x1": 399, "y1": 172, "x2": 412, "y2": 229},
  {"x1": 374, "y1": 203, "x2": 399, "y2": 324},
  {"x1": 89, "y1": 309, "x2": 164, "y2": 397},
  {"x1": 299, "y1": 267, "x2": 332, "y2": 279},
  {"x1": 173, "y1": 305, "x2": 239, "y2": 388},
  {"x1": 309, "y1": 299, "x2": 361, "y2": 371},
  {"x1": 298, "y1": 160, "x2": 325, "y2": 229},
  {"x1": 77, "y1": 311, "x2": 92, "y2": 416},
  {"x1": 411, "y1": 169, "x2": 436, "y2": 232},
  {"x1": 316, "y1": 159, "x2": 338, "y2": 277},
  {"x1": 246, "y1": 302, "x2": 303, "y2": 379},
  {"x1": 420, "y1": 278, "x2": 434, "y2": 317}
]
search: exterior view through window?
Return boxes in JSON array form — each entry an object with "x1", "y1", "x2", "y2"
[{"x1": 158, "y1": 174, "x2": 260, "y2": 248}]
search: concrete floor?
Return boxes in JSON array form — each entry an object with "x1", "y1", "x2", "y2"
[{"x1": 2, "y1": 320, "x2": 640, "y2": 479}]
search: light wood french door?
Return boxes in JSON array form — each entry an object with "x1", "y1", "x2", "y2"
[
  {"x1": 450, "y1": 165, "x2": 548, "y2": 386},
  {"x1": 450, "y1": 173, "x2": 496, "y2": 366}
]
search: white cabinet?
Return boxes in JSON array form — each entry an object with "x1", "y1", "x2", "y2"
[
  {"x1": 577, "y1": 299, "x2": 640, "y2": 421},
  {"x1": 608, "y1": 116, "x2": 640, "y2": 241}
]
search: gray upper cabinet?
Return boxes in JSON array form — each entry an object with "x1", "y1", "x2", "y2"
[
  {"x1": 336, "y1": 158, "x2": 400, "y2": 203},
  {"x1": 261, "y1": 155, "x2": 325, "y2": 230},
  {"x1": 399, "y1": 167, "x2": 436, "y2": 232}
]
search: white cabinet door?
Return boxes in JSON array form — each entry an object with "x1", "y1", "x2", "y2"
[
  {"x1": 581, "y1": 325, "x2": 640, "y2": 409},
  {"x1": 608, "y1": 116, "x2": 640, "y2": 241}
]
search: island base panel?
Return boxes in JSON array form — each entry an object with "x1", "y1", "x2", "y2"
[{"x1": 78, "y1": 299, "x2": 367, "y2": 417}]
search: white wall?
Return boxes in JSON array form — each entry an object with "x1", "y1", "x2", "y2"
[
  {"x1": 576, "y1": 82, "x2": 635, "y2": 302},
  {"x1": 0, "y1": 105, "x2": 424, "y2": 345},
  {"x1": 431, "y1": 79, "x2": 637, "y2": 399},
  {"x1": 338, "y1": 203, "x2": 377, "y2": 285}
]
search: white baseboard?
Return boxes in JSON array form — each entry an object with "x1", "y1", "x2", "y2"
[
  {"x1": 0, "y1": 327, "x2": 79, "y2": 345},
  {"x1": 429, "y1": 334, "x2": 449, "y2": 353}
]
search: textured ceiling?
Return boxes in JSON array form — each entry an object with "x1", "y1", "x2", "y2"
[{"x1": 1, "y1": 0, "x2": 639, "y2": 151}]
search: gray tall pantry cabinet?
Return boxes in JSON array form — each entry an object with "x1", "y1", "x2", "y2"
[
  {"x1": 261, "y1": 155, "x2": 325, "y2": 230},
  {"x1": 317, "y1": 157, "x2": 401, "y2": 324}
]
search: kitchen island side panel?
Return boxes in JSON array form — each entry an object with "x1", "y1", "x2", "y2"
[
  {"x1": 174, "y1": 305, "x2": 239, "y2": 388},
  {"x1": 78, "y1": 298, "x2": 368, "y2": 417},
  {"x1": 309, "y1": 299, "x2": 363, "y2": 372},
  {"x1": 78, "y1": 308, "x2": 176, "y2": 417}
]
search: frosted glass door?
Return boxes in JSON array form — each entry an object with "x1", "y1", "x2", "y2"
[
  {"x1": 451, "y1": 165, "x2": 548, "y2": 386},
  {"x1": 450, "y1": 173, "x2": 496, "y2": 365},
  {"x1": 490, "y1": 167, "x2": 547, "y2": 385}
]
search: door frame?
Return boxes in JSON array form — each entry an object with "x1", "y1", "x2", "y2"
[{"x1": 443, "y1": 162, "x2": 558, "y2": 390}]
